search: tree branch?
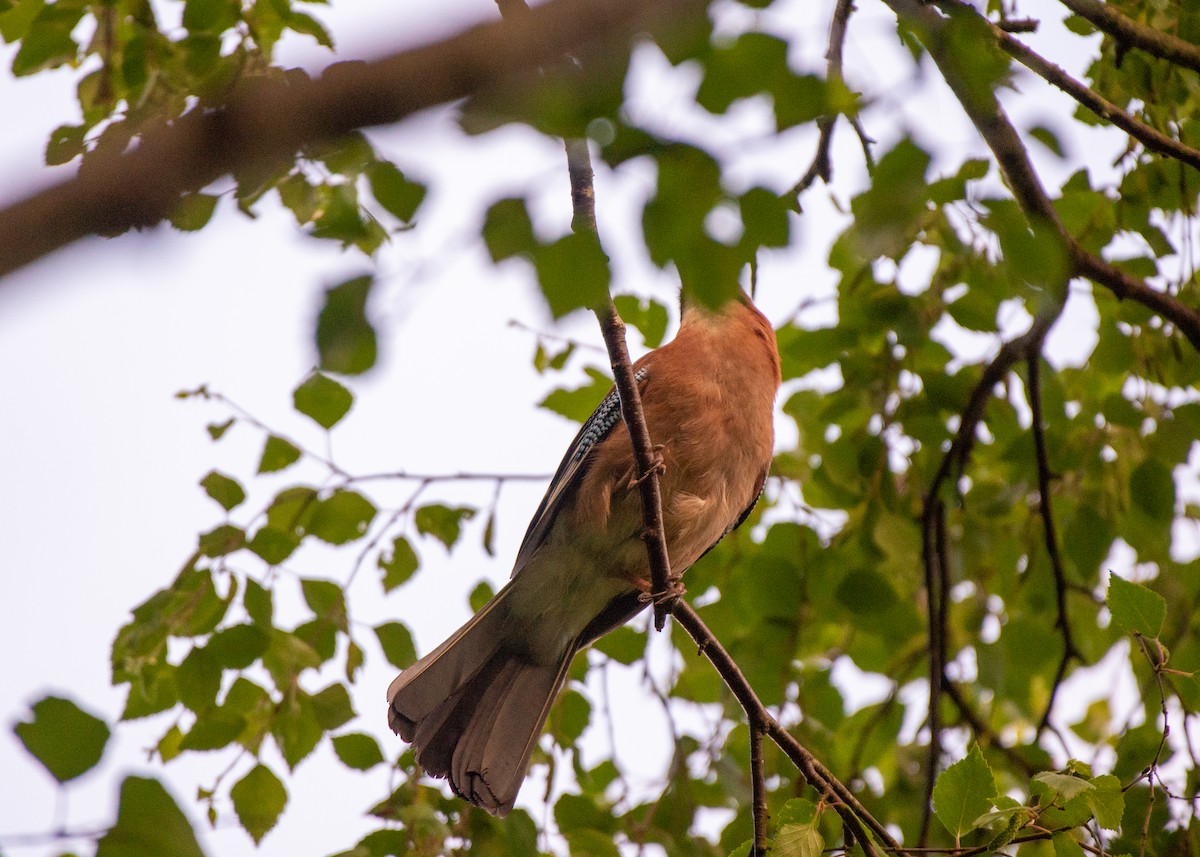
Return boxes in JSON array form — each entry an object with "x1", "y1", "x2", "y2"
[
  {"x1": 1027, "y1": 355, "x2": 1084, "y2": 737},
  {"x1": 1056, "y1": 0, "x2": 1200, "y2": 73},
  {"x1": 886, "y1": 0, "x2": 1200, "y2": 354},
  {"x1": 0, "y1": 0, "x2": 703, "y2": 280},
  {"x1": 788, "y1": 0, "x2": 861, "y2": 202},
  {"x1": 933, "y1": 0, "x2": 1200, "y2": 173},
  {"x1": 671, "y1": 602, "x2": 900, "y2": 856},
  {"x1": 750, "y1": 722, "x2": 768, "y2": 857}
]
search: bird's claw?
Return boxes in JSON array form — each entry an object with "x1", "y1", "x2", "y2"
[
  {"x1": 632, "y1": 446, "x2": 667, "y2": 487},
  {"x1": 636, "y1": 576, "x2": 685, "y2": 606}
]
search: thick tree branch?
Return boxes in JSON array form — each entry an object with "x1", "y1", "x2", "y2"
[
  {"x1": 0, "y1": 0, "x2": 703, "y2": 280},
  {"x1": 1056, "y1": 0, "x2": 1200, "y2": 73}
]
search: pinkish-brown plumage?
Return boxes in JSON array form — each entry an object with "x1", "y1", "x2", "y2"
[{"x1": 387, "y1": 290, "x2": 780, "y2": 815}]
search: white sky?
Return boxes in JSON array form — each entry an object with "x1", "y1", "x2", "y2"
[{"x1": 0, "y1": 1, "x2": 1194, "y2": 855}]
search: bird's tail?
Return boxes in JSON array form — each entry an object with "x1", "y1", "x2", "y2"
[{"x1": 386, "y1": 585, "x2": 572, "y2": 817}]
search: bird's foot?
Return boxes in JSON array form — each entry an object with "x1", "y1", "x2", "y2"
[
  {"x1": 631, "y1": 445, "x2": 667, "y2": 487},
  {"x1": 635, "y1": 575, "x2": 685, "y2": 606}
]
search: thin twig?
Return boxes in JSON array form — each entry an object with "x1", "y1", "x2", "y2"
[
  {"x1": 565, "y1": 137, "x2": 678, "y2": 629},
  {"x1": 672, "y1": 603, "x2": 899, "y2": 856},
  {"x1": 788, "y1": 0, "x2": 858, "y2": 201},
  {"x1": 1027, "y1": 355, "x2": 1083, "y2": 736}
]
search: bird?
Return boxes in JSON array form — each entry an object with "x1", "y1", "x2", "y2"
[{"x1": 386, "y1": 288, "x2": 781, "y2": 816}]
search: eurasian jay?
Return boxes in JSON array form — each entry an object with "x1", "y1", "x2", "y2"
[{"x1": 387, "y1": 288, "x2": 781, "y2": 816}]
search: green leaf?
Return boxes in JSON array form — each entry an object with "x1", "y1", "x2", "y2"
[
  {"x1": 1033, "y1": 771, "x2": 1095, "y2": 802},
  {"x1": 332, "y1": 732, "x2": 385, "y2": 771},
  {"x1": 198, "y1": 524, "x2": 245, "y2": 557},
  {"x1": 414, "y1": 504, "x2": 475, "y2": 549},
  {"x1": 539, "y1": 366, "x2": 611, "y2": 423},
  {"x1": 96, "y1": 776, "x2": 205, "y2": 857},
  {"x1": 469, "y1": 581, "x2": 495, "y2": 612},
  {"x1": 206, "y1": 418, "x2": 234, "y2": 441},
  {"x1": 378, "y1": 536, "x2": 419, "y2": 591},
  {"x1": 1107, "y1": 574, "x2": 1166, "y2": 638},
  {"x1": 199, "y1": 470, "x2": 246, "y2": 511},
  {"x1": 367, "y1": 161, "x2": 426, "y2": 222},
  {"x1": 11, "y1": 4, "x2": 83, "y2": 76},
  {"x1": 307, "y1": 489, "x2": 376, "y2": 544},
  {"x1": 932, "y1": 745, "x2": 996, "y2": 839},
  {"x1": 258, "y1": 435, "x2": 302, "y2": 473},
  {"x1": 775, "y1": 822, "x2": 823, "y2": 857},
  {"x1": 176, "y1": 646, "x2": 221, "y2": 712},
  {"x1": 182, "y1": 0, "x2": 239, "y2": 33},
  {"x1": 230, "y1": 764, "x2": 287, "y2": 844},
  {"x1": 207, "y1": 623, "x2": 270, "y2": 669},
  {"x1": 14, "y1": 696, "x2": 110, "y2": 783},
  {"x1": 613, "y1": 294, "x2": 669, "y2": 348},
  {"x1": 286, "y1": 10, "x2": 333, "y2": 48},
  {"x1": 482, "y1": 197, "x2": 536, "y2": 262},
  {"x1": 374, "y1": 621, "x2": 417, "y2": 669},
  {"x1": 533, "y1": 232, "x2": 611, "y2": 318},
  {"x1": 311, "y1": 682, "x2": 355, "y2": 730},
  {"x1": 1130, "y1": 458, "x2": 1175, "y2": 522},
  {"x1": 317, "y1": 275, "x2": 377, "y2": 375},
  {"x1": 45, "y1": 123, "x2": 85, "y2": 166},
  {"x1": 592, "y1": 625, "x2": 644, "y2": 665},
  {"x1": 1052, "y1": 832, "x2": 1085, "y2": 857},
  {"x1": 293, "y1": 372, "x2": 353, "y2": 429},
  {"x1": 272, "y1": 690, "x2": 322, "y2": 769},
  {"x1": 1085, "y1": 774, "x2": 1124, "y2": 830},
  {"x1": 169, "y1": 194, "x2": 219, "y2": 232}
]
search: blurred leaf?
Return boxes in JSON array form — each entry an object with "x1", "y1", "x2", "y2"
[
  {"x1": 199, "y1": 470, "x2": 246, "y2": 512},
  {"x1": 258, "y1": 435, "x2": 302, "y2": 473},
  {"x1": 374, "y1": 621, "x2": 417, "y2": 669},
  {"x1": 14, "y1": 696, "x2": 110, "y2": 783},
  {"x1": 96, "y1": 777, "x2": 205, "y2": 857},
  {"x1": 307, "y1": 490, "x2": 376, "y2": 545},
  {"x1": 367, "y1": 161, "x2": 426, "y2": 222},
  {"x1": 414, "y1": 503, "x2": 475, "y2": 549},
  {"x1": 293, "y1": 373, "x2": 353, "y2": 429},
  {"x1": 230, "y1": 764, "x2": 287, "y2": 844},
  {"x1": 316, "y1": 275, "x2": 377, "y2": 375},
  {"x1": 169, "y1": 194, "x2": 219, "y2": 232},
  {"x1": 332, "y1": 732, "x2": 385, "y2": 771},
  {"x1": 533, "y1": 232, "x2": 611, "y2": 318},
  {"x1": 378, "y1": 536, "x2": 419, "y2": 591}
]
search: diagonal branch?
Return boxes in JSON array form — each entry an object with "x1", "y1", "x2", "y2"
[
  {"x1": 886, "y1": 0, "x2": 1200, "y2": 354},
  {"x1": 0, "y1": 0, "x2": 704, "y2": 280},
  {"x1": 934, "y1": 0, "x2": 1200, "y2": 173},
  {"x1": 1055, "y1": 0, "x2": 1200, "y2": 73},
  {"x1": 671, "y1": 603, "x2": 900, "y2": 856}
]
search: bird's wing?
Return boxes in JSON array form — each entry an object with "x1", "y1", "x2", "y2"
[{"x1": 510, "y1": 364, "x2": 649, "y2": 577}]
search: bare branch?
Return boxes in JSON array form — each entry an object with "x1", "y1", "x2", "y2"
[
  {"x1": 0, "y1": 0, "x2": 704, "y2": 280},
  {"x1": 671, "y1": 602, "x2": 898, "y2": 856},
  {"x1": 1027, "y1": 355, "x2": 1084, "y2": 736},
  {"x1": 751, "y1": 722, "x2": 768, "y2": 857},
  {"x1": 788, "y1": 0, "x2": 860, "y2": 201},
  {"x1": 1056, "y1": 0, "x2": 1200, "y2": 73}
]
